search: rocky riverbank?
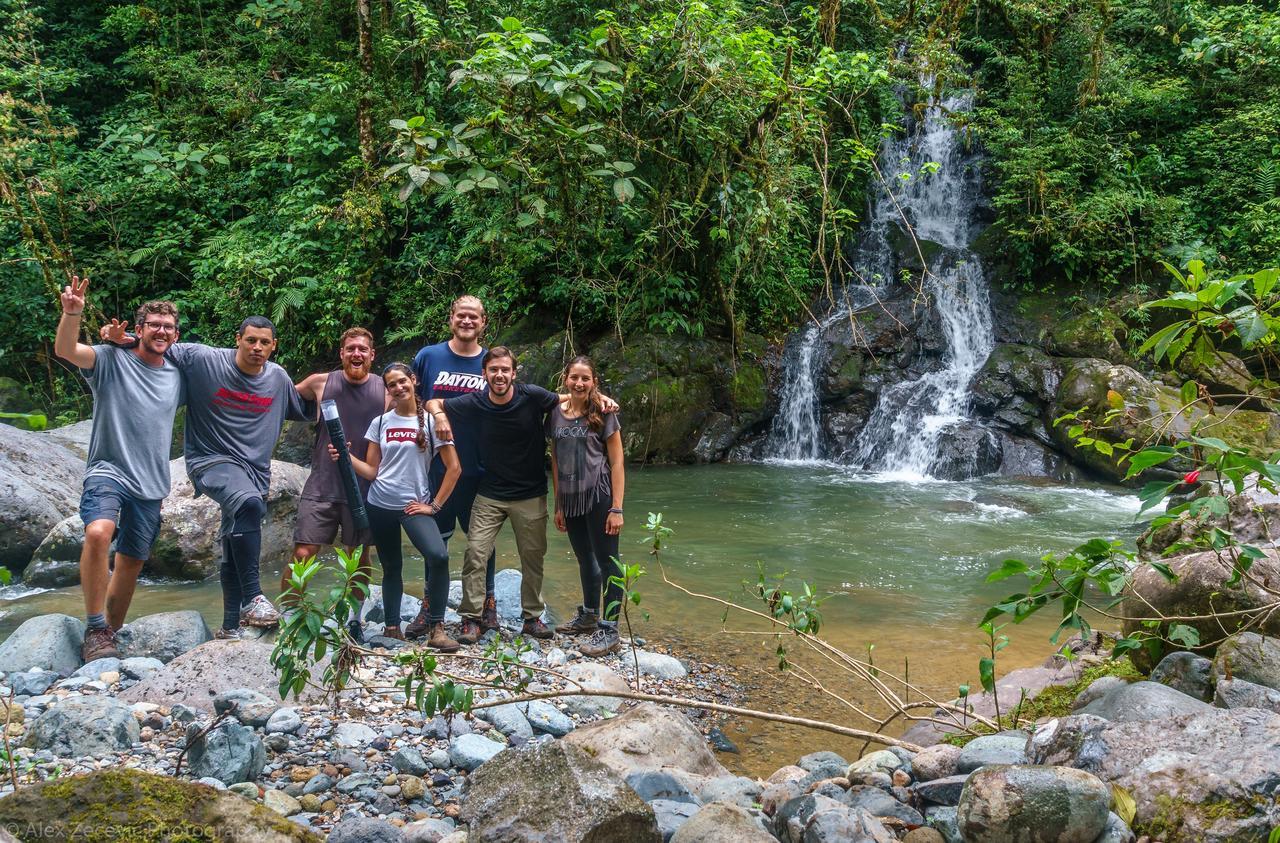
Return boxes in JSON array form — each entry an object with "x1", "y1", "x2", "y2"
[{"x1": 0, "y1": 582, "x2": 1277, "y2": 843}]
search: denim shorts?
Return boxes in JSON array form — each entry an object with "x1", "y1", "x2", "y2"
[{"x1": 79, "y1": 476, "x2": 163, "y2": 561}]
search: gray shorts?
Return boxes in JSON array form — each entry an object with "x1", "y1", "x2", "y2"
[
  {"x1": 293, "y1": 497, "x2": 372, "y2": 548},
  {"x1": 191, "y1": 462, "x2": 264, "y2": 538}
]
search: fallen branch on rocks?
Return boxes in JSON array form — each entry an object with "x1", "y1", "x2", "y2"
[{"x1": 172, "y1": 702, "x2": 236, "y2": 778}]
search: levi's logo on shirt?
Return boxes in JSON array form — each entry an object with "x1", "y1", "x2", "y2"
[
  {"x1": 386, "y1": 427, "x2": 419, "y2": 443},
  {"x1": 212, "y1": 386, "x2": 273, "y2": 414}
]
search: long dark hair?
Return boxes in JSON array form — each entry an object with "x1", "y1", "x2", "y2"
[
  {"x1": 382, "y1": 362, "x2": 426, "y2": 451},
  {"x1": 562, "y1": 355, "x2": 604, "y2": 432}
]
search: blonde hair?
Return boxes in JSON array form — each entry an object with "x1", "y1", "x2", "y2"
[{"x1": 449, "y1": 295, "x2": 486, "y2": 319}]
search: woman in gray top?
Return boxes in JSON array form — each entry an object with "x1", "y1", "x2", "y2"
[{"x1": 547, "y1": 356, "x2": 626, "y2": 657}]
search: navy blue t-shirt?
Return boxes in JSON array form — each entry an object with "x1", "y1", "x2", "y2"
[{"x1": 413, "y1": 341, "x2": 486, "y2": 476}]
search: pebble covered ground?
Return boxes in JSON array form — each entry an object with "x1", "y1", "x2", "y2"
[{"x1": 0, "y1": 624, "x2": 745, "y2": 837}]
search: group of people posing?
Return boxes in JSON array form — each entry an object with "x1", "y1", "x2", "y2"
[{"x1": 55, "y1": 279, "x2": 628, "y2": 664}]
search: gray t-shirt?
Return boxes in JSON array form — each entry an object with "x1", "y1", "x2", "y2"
[
  {"x1": 167, "y1": 343, "x2": 309, "y2": 494},
  {"x1": 546, "y1": 404, "x2": 620, "y2": 517},
  {"x1": 79, "y1": 345, "x2": 184, "y2": 500}
]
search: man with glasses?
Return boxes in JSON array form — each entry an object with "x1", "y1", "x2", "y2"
[{"x1": 55, "y1": 276, "x2": 184, "y2": 661}]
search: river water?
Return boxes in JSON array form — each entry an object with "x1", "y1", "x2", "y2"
[{"x1": 0, "y1": 463, "x2": 1142, "y2": 775}]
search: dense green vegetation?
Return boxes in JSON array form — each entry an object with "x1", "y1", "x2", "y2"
[{"x1": 2, "y1": 0, "x2": 1275, "y2": 413}]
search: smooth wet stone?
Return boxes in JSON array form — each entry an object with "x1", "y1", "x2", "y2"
[
  {"x1": 913, "y1": 774, "x2": 969, "y2": 806},
  {"x1": 119, "y1": 656, "x2": 165, "y2": 681},
  {"x1": 521, "y1": 700, "x2": 575, "y2": 736},
  {"x1": 480, "y1": 702, "x2": 533, "y2": 740},
  {"x1": 634, "y1": 650, "x2": 688, "y2": 679},
  {"x1": 1071, "y1": 676, "x2": 1129, "y2": 710},
  {"x1": 392, "y1": 746, "x2": 430, "y2": 776},
  {"x1": 28, "y1": 696, "x2": 139, "y2": 758},
  {"x1": 1094, "y1": 811, "x2": 1136, "y2": 843},
  {"x1": 186, "y1": 720, "x2": 266, "y2": 785},
  {"x1": 670, "y1": 802, "x2": 775, "y2": 843},
  {"x1": 265, "y1": 707, "x2": 303, "y2": 734},
  {"x1": 73, "y1": 657, "x2": 121, "y2": 679},
  {"x1": 652, "y1": 798, "x2": 699, "y2": 841},
  {"x1": 0, "y1": 614, "x2": 85, "y2": 677},
  {"x1": 912, "y1": 744, "x2": 961, "y2": 782},
  {"x1": 263, "y1": 787, "x2": 301, "y2": 816},
  {"x1": 1215, "y1": 677, "x2": 1280, "y2": 712},
  {"x1": 448, "y1": 733, "x2": 505, "y2": 771},
  {"x1": 327, "y1": 816, "x2": 405, "y2": 843},
  {"x1": 707, "y1": 727, "x2": 738, "y2": 753},
  {"x1": 1077, "y1": 681, "x2": 1213, "y2": 723},
  {"x1": 333, "y1": 722, "x2": 378, "y2": 747},
  {"x1": 214, "y1": 688, "x2": 278, "y2": 728},
  {"x1": 1216, "y1": 632, "x2": 1280, "y2": 690},
  {"x1": 957, "y1": 764, "x2": 1110, "y2": 843},
  {"x1": 843, "y1": 784, "x2": 924, "y2": 824},
  {"x1": 1149, "y1": 651, "x2": 1213, "y2": 701},
  {"x1": 301, "y1": 773, "x2": 334, "y2": 795},
  {"x1": 846, "y1": 749, "x2": 904, "y2": 777},
  {"x1": 799, "y1": 750, "x2": 848, "y2": 778},
  {"x1": 227, "y1": 782, "x2": 259, "y2": 799},
  {"x1": 8, "y1": 671, "x2": 58, "y2": 697},
  {"x1": 626, "y1": 770, "x2": 701, "y2": 805},
  {"x1": 956, "y1": 733, "x2": 1028, "y2": 773}
]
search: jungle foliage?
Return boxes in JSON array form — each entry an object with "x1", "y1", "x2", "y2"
[{"x1": 1, "y1": 0, "x2": 1275, "y2": 412}]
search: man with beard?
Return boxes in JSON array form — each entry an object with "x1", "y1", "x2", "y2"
[
  {"x1": 283, "y1": 327, "x2": 387, "y2": 640},
  {"x1": 56, "y1": 276, "x2": 184, "y2": 661},
  {"x1": 104, "y1": 315, "x2": 309, "y2": 639},
  {"x1": 425, "y1": 347, "x2": 561, "y2": 643}
]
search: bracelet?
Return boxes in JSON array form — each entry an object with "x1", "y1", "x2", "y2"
[{"x1": 608, "y1": 508, "x2": 623, "y2": 514}]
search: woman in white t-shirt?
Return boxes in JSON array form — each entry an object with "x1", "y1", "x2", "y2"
[{"x1": 336, "y1": 363, "x2": 461, "y2": 651}]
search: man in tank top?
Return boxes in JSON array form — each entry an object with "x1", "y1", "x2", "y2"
[{"x1": 284, "y1": 327, "x2": 388, "y2": 640}]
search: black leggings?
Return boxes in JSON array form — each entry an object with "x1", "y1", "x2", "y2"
[
  {"x1": 564, "y1": 497, "x2": 623, "y2": 622},
  {"x1": 221, "y1": 496, "x2": 266, "y2": 630},
  {"x1": 368, "y1": 504, "x2": 450, "y2": 625}
]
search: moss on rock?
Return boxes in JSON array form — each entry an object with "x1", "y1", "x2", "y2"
[{"x1": 0, "y1": 769, "x2": 321, "y2": 842}]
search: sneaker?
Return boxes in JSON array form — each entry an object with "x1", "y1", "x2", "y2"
[
  {"x1": 82, "y1": 626, "x2": 119, "y2": 662},
  {"x1": 521, "y1": 618, "x2": 554, "y2": 640},
  {"x1": 456, "y1": 619, "x2": 482, "y2": 645},
  {"x1": 405, "y1": 606, "x2": 431, "y2": 639},
  {"x1": 214, "y1": 626, "x2": 243, "y2": 641},
  {"x1": 481, "y1": 593, "x2": 499, "y2": 631},
  {"x1": 347, "y1": 620, "x2": 365, "y2": 644},
  {"x1": 428, "y1": 622, "x2": 460, "y2": 653},
  {"x1": 555, "y1": 606, "x2": 599, "y2": 635},
  {"x1": 240, "y1": 594, "x2": 281, "y2": 628},
  {"x1": 579, "y1": 625, "x2": 621, "y2": 657}
]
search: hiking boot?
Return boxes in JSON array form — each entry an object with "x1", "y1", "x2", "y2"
[
  {"x1": 456, "y1": 619, "x2": 482, "y2": 645},
  {"x1": 82, "y1": 626, "x2": 119, "y2": 662},
  {"x1": 215, "y1": 626, "x2": 243, "y2": 641},
  {"x1": 347, "y1": 620, "x2": 365, "y2": 644},
  {"x1": 555, "y1": 606, "x2": 598, "y2": 635},
  {"x1": 405, "y1": 606, "x2": 431, "y2": 639},
  {"x1": 381, "y1": 626, "x2": 405, "y2": 641},
  {"x1": 240, "y1": 594, "x2": 281, "y2": 628},
  {"x1": 480, "y1": 593, "x2": 499, "y2": 630},
  {"x1": 428, "y1": 623, "x2": 460, "y2": 653},
  {"x1": 521, "y1": 618, "x2": 554, "y2": 640},
  {"x1": 579, "y1": 625, "x2": 621, "y2": 657}
]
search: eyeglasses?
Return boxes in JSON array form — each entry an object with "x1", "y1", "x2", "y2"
[{"x1": 143, "y1": 322, "x2": 178, "y2": 334}]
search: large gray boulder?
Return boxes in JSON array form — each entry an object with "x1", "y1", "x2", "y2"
[
  {"x1": 563, "y1": 703, "x2": 730, "y2": 779},
  {"x1": 121, "y1": 638, "x2": 325, "y2": 710},
  {"x1": 186, "y1": 720, "x2": 267, "y2": 784},
  {"x1": 1029, "y1": 709, "x2": 1280, "y2": 841},
  {"x1": 1148, "y1": 651, "x2": 1213, "y2": 701},
  {"x1": 22, "y1": 514, "x2": 84, "y2": 588},
  {"x1": 1215, "y1": 678, "x2": 1280, "y2": 712},
  {"x1": 956, "y1": 732, "x2": 1028, "y2": 772},
  {"x1": 0, "y1": 613, "x2": 85, "y2": 676},
  {"x1": 0, "y1": 424, "x2": 82, "y2": 571},
  {"x1": 1077, "y1": 680, "x2": 1214, "y2": 722},
  {"x1": 461, "y1": 739, "x2": 660, "y2": 842},
  {"x1": 26, "y1": 696, "x2": 140, "y2": 757},
  {"x1": 1214, "y1": 632, "x2": 1280, "y2": 690},
  {"x1": 115, "y1": 610, "x2": 212, "y2": 663},
  {"x1": 957, "y1": 765, "x2": 1110, "y2": 843},
  {"x1": 361, "y1": 586, "x2": 422, "y2": 624},
  {"x1": 148, "y1": 458, "x2": 307, "y2": 580},
  {"x1": 1120, "y1": 550, "x2": 1280, "y2": 671}
]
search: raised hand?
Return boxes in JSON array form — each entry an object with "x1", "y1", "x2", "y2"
[
  {"x1": 100, "y1": 318, "x2": 130, "y2": 344},
  {"x1": 61, "y1": 275, "x2": 89, "y2": 316}
]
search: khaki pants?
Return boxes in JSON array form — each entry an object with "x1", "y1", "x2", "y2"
[{"x1": 459, "y1": 494, "x2": 547, "y2": 620}]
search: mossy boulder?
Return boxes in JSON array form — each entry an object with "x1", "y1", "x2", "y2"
[
  {"x1": 1048, "y1": 310, "x2": 1132, "y2": 363},
  {"x1": 510, "y1": 331, "x2": 771, "y2": 463},
  {"x1": 0, "y1": 769, "x2": 321, "y2": 842},
  {"x1": 1051, "y1": 358, "x2": 1280, "y2": 482}
]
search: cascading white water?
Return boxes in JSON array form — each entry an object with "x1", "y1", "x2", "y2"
[
  {"x1": 853, "y1": 91, "x2": 993, "y2": 477},
  {"x1": 765, "y1": 86, "x2": 995, "y2": 476}
]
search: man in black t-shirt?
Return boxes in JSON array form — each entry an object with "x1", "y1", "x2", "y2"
[{"x1": 426, "y1": 346, "x2": 559, "y2": 643}]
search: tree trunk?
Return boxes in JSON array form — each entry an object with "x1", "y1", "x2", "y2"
[{"x1": 356, "y1": 0, "x2": 376, "y2": 167}]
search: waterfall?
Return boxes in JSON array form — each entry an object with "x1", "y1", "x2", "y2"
[
  {"x1": 853, "y1": 91, "x2": 993, "y2": 477},
  {"x1": 765, "y1": 86, "x2": 995, "y2": 477}
]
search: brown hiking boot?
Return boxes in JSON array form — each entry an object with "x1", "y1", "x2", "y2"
[
  {"x1": 381, "y1": 626, "x2": 406, "y2": 641},
  {"x1": 579, "y1": 625, "x2": 621, "y2": 657},
  {"x1": 521, "y1": 618, "x2": 554, "y2": 640},
  {"x1": 555, "y1": 606, "x2": 598, "y2": 635},
  {"x1": 405, "y1": 606, "x2": 431, "y2": 639},
  {"x1": 428, "y1": 623, "x2": 460, "y2": 653},
  {"x1": 82, "y1": 626, "x2": 119, "y2": 662},
  {"x1": 480, "y1": 593, "x2": 499, "y2": 631},
  {"x1": 456, "y1": 619, "x2": 482, "y2": 645}
]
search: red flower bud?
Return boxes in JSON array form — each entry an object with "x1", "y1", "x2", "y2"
[{"x1": 1183, "y1": 469, "x2": 1201, "y2": 484}]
